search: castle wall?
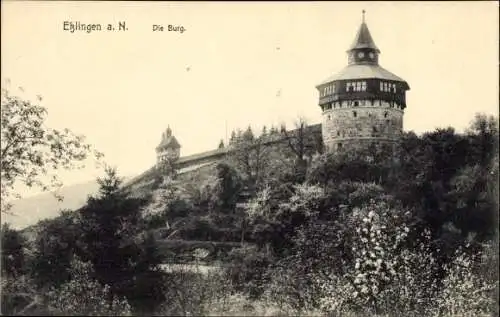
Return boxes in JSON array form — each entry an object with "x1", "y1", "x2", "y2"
[
  {"x1": 322, "y1": 99, "x2": 403, "y2": 152},
  {"x1": 171, "y1": 124, "x2": 323, "y2": 171},
  {"x1": 176, "y1": 149, "x2": 227, "y2": 169}
]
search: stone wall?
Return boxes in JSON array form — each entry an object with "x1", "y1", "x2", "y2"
[{"x1": 322, "y1": 99, "x2": 403, "y2": 152}]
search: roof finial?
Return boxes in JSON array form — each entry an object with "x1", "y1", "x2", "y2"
[{"x1": 362, "y1": 9, "x2": 366, "y2": 23}]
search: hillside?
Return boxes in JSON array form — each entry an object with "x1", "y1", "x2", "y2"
[
  {"x1": 2, "y1": 180, "x2": 100, "y2": 230},
  {"x1": 124, "y1": 161, "x2": 219, "y2": 199},
  {"x1": 3, "y1": 177, "x2": 134, "y2": 230}
]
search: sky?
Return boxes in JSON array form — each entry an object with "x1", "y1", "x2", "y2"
[{"x1": 1, "y1": 1, "x2": 499, "y2": 197}]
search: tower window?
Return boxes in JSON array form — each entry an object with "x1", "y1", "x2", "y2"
[
  {"x1": 337, "y1": 131, "x2": 340, "y2": 136},
  {"x1": 384, "y1": 111, "x2": 388, "y2": 118},
  {"x1": 354, "y1": 101, "x2": 359, "y2": 107},
  {"x1": 361, "y1": 81, "x2": 367, "y2": 91},
  {"x1": 337, "y1": 143, "x2": 343, "y2": 149},
  {"x1": 327, "y1": 115, "x2": 331, "y2": 120},
  {"x1": 380, "y1": 82, "x2": 383, "y2": 91},
  {"x1": 353, "y1": 111, "x2": 357, "y2": 117}
]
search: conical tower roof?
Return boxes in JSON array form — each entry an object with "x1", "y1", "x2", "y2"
[{"x1": 347, "y1": 10, "x2": 380, "y2": 53}]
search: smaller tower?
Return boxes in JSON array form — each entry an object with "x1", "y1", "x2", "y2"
[{"x1": 156, "y1": 126, "x2": 181, "y2": 168}]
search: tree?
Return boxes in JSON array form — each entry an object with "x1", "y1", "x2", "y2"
[
  {"x1": 227, "y1": 126, "x2": 271, "y2": 194},
  {"x1": 465, "y1": 113, "x2": 498, "y2": 167},
  {"x1": 261, "y1": 125, "x2": 268, "y2": 137},
  {"x1": 1, "y1": 85, "x2": 103, "y2": 212},
  {"x1": 307, "y1": 149, "x2": 391, "y2": 189},
  {"x1": 281, "y1": 117, "x2": 321, "y2": 183},
  {"x1": 209, "y1": 163, "x2": 243, "y2": 214},
  {"x1": 30, "y1": 210, "x2": 83, "y2": 289},
  {"x1": 447, "y1": 163, "x2": 497, "y2": 240},
  {"x1": 78, "y1": 166, "x2": 166, "y2": 314},
  {"x1": 1, "y1": 223, "x2": 26, "y2": 277},
  {"x1": 229, "y1": 130, "x2": 237, "y2": 144}
]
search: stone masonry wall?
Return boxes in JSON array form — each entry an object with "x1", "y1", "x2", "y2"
[{"x1": 322, "y1": 99, "x2": 404, "y2": 152}]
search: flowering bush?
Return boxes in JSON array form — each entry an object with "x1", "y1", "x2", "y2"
[
  {"x1": 312, "y1": 199, "x2": 415, "y2": 314},
  {"x1": 376, "y1": 228, "x2": 439, "y2": 315},
  {"x1": 245, "y1": 185, "x2": 274, "y2": 221},
  {"x1": 45, "y1": 257, "x2": 131, "y2": 316},
  {"x1": 1, "y1": 274, "x2": 42, "y2": 315},
  {"x1": 431, "y1": 244, "x2": 498, "y2": 316},
  {"x1": 313, "y1": 224, "x2": 497, "y2": 316}
]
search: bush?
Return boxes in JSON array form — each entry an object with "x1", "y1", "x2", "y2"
[
  {"x1": 225, "y1": 245, "x2": 273, "y2": 299},
  {"x1": 263, "y1": 258, "x2": 322, "y2": 314},
  {"x1": 45, "y1": 257, "x2": 131, "y2": 316},
  {"x1": 178, "y1": 216, "x2": 243, "y2": 242},
  {"x1": 157, "y1": 265, "x2": 231, "y2": 316}
]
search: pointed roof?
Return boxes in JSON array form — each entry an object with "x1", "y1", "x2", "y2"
[
  {"x1": 348, "y1": 10, "x2": 380, "y2": 53},
  {"x1": 318, "y1": 64, "x2": 409, "y2": 88},
  {"x1": 156, "y1": 126, "x2": 181, "y2": 151}
]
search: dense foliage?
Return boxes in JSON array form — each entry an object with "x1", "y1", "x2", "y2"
[{"x1": 1, "y1": 113, "x2": 498, "y2": 316}]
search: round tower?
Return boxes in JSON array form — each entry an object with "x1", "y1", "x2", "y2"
[{"x1": 317, "y1": 11, "x2": 410, "y2": 153}]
